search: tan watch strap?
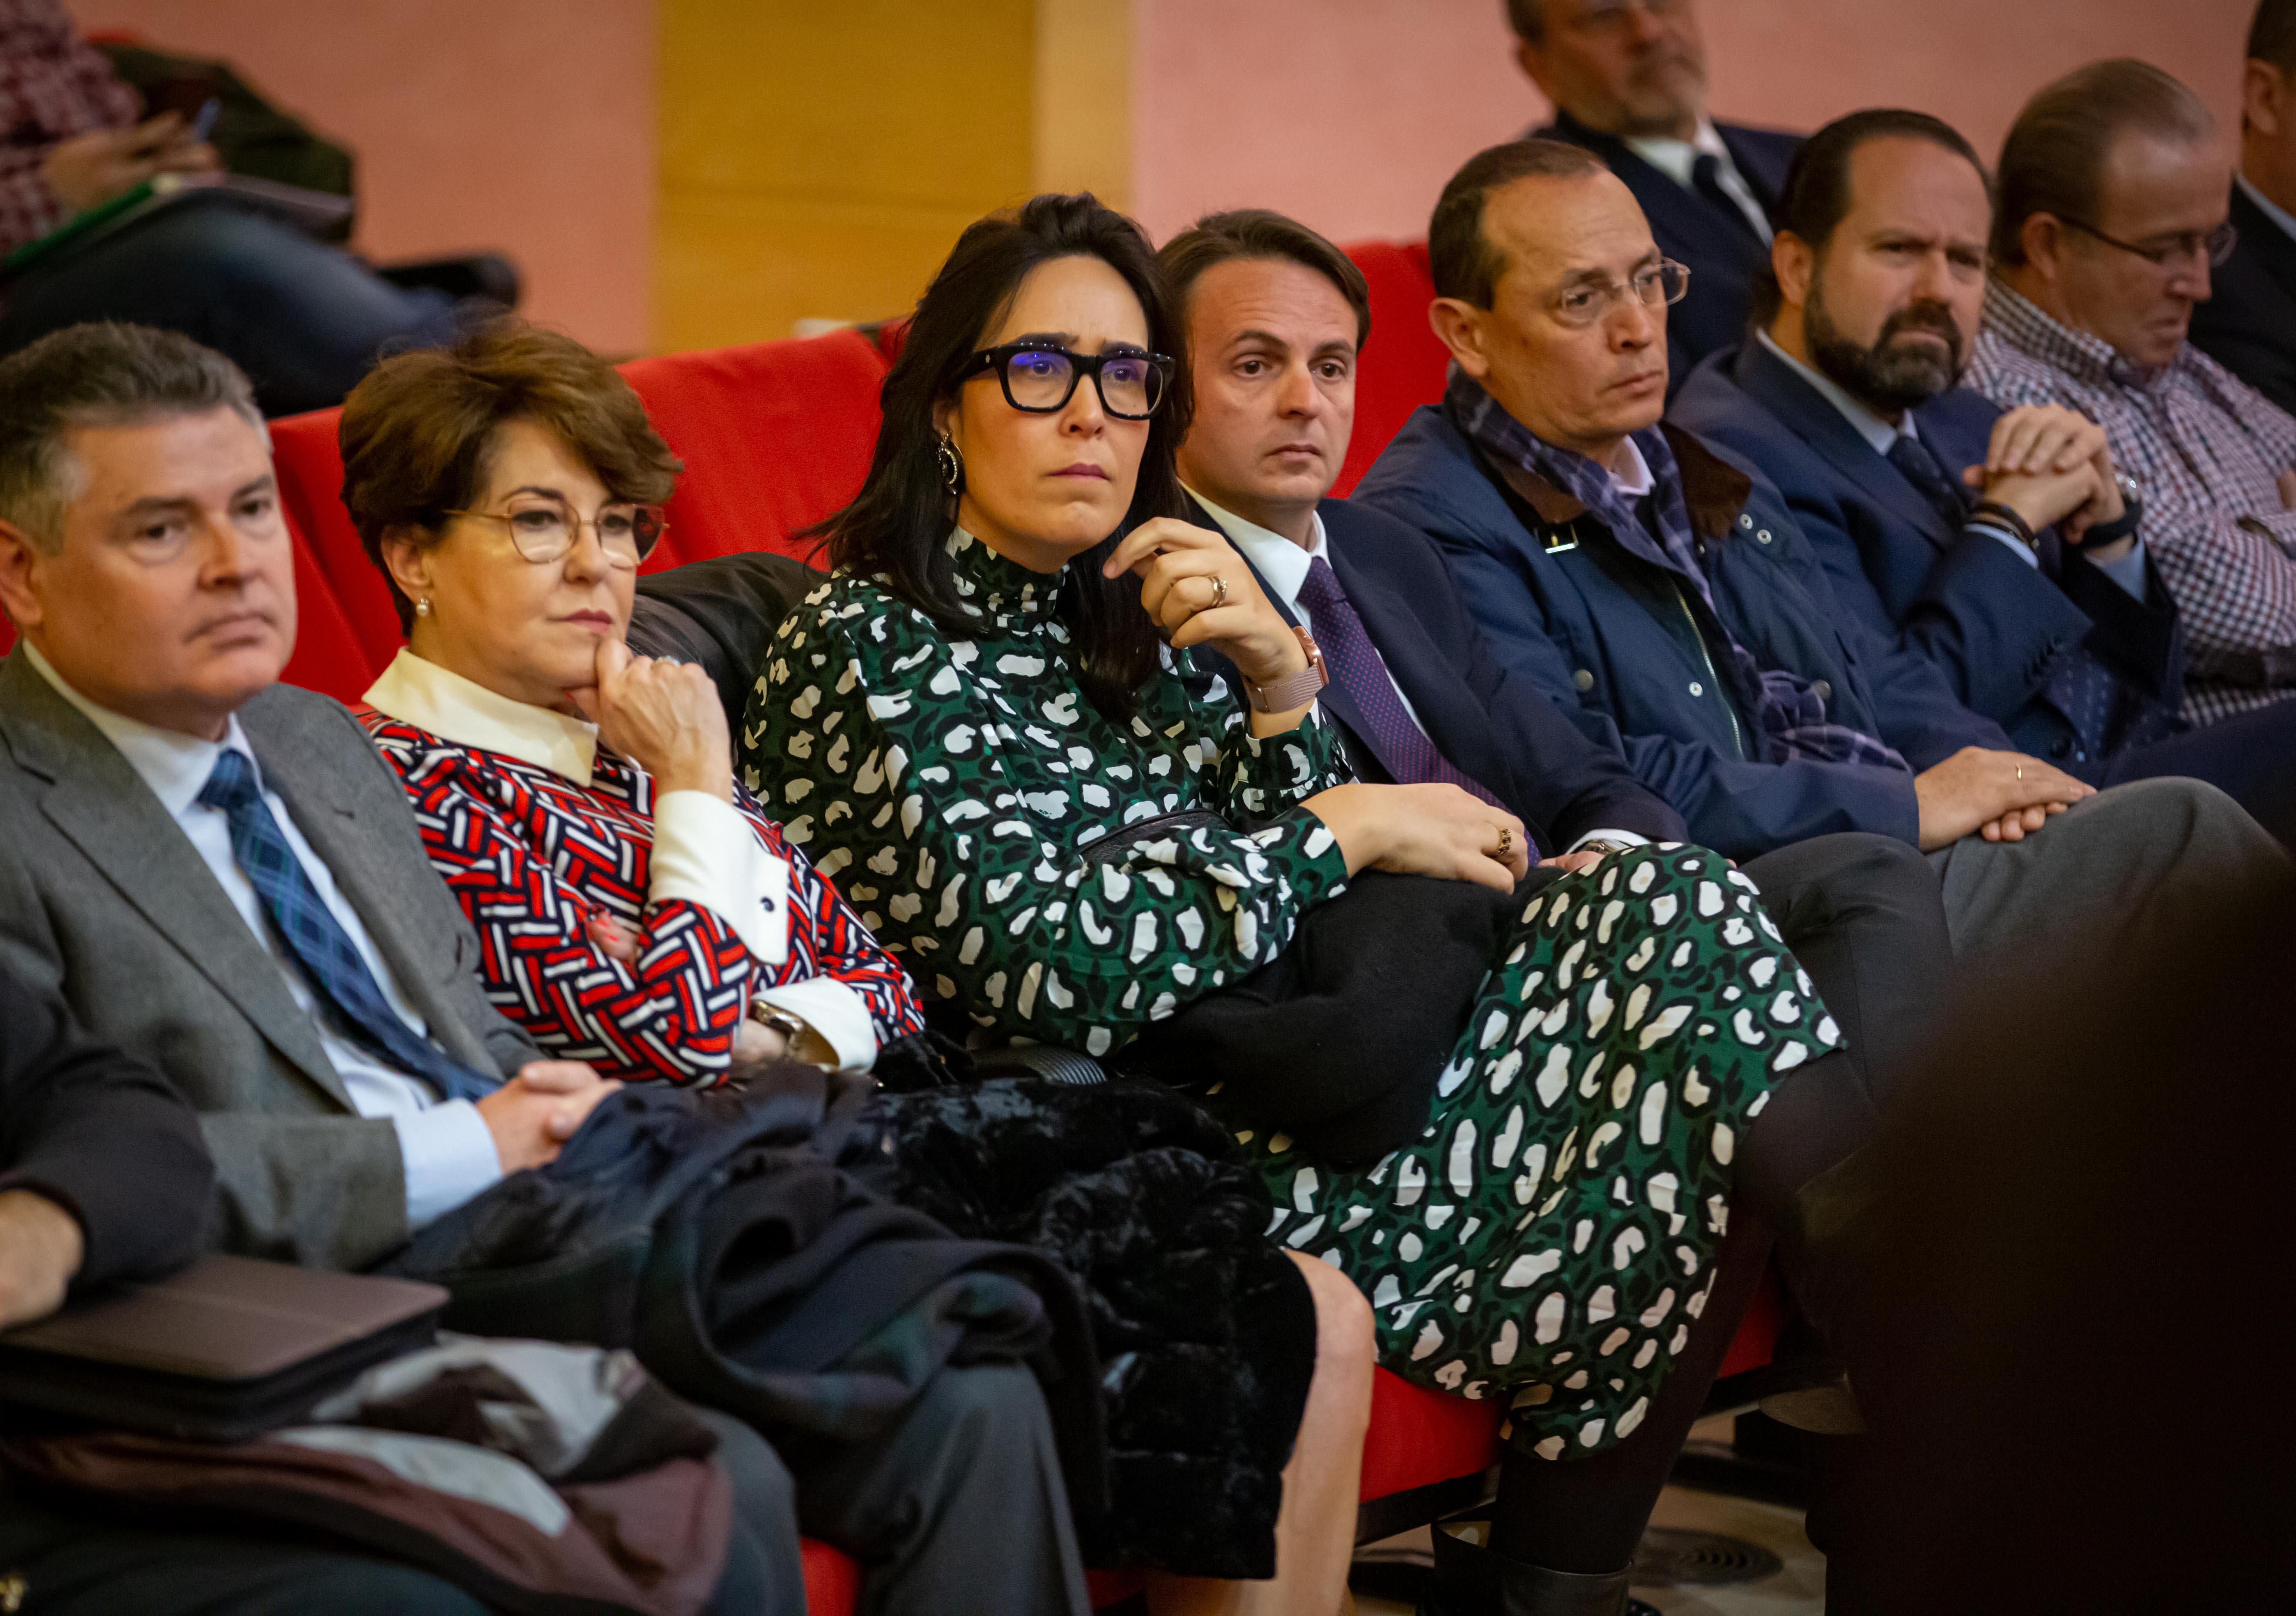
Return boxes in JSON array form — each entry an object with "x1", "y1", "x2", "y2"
[{"x1": 1246, "y1": 626, "x2": 1329, "y2": 713}]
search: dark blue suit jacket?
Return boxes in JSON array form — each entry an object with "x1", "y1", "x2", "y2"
[
  {"x1": 1352, "y1": 406, "x2": 2009, "y2": 858},
  {"x1": 1672, "y1": 340, "x2": 2183, "y2": 774},
  {"x1": 2188, "y1": 182, "x2": 2296, "y2": 419},
  {"x1": 1185, "y1": 495, "x2": 1687, "y2": 850},
  {"x1": 1536, "y1": 111, "x2": 1801, "y2": 392}
]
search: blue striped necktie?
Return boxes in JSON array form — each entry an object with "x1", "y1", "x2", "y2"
[{"x1": 198, "y1": 748, "x2": 499, "y2": 1104}]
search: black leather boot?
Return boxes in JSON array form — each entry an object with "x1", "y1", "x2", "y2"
[{"x1": 1424, "y1": 1518, "x2": 1660, "y2": 1616}]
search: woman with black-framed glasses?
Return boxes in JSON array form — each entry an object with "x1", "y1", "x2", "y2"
[{"x1": 742, "y1": 191, "x2": 1845, "y2": 1614}]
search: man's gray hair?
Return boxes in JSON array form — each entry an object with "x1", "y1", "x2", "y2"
[{"x1": 0, "y1": 323, "x2": 262, "y2": 553}]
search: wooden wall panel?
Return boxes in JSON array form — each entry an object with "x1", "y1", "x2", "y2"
[{"x1": 656, "y1": 0, "x2": 1038, "y2": 349}]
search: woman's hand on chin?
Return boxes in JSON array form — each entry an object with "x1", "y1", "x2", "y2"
[
  {"x1": 1103, "y1": 516, "x2": 1306, "y2": 686},
  {"x1": 569, "y1": 639, "x2": 735, "y2": 801},
  {"x1": 1303, "y1": 782, "x2": 1531, "y2": 892}
]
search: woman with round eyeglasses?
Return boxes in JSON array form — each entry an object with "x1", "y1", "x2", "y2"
[
  {"x1": 344, "y1": 322, "x2": 924, "y2": 1088},
  {"x1": 742, "y1": 192, "x2": 1854, "y2": 1613}
]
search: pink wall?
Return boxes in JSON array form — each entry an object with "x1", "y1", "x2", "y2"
[
  {"x1": 1130, "y1": 0, "x2": 2258, "y2": 249},
  {"x1": 66, "y1": 0, "x2": 655, "y2": 354}
]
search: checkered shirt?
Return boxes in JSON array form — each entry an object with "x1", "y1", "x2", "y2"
[
  {"x1": 1966, "y1": 278, "x2": 2296, "y2": 725},
  {"x1": 0, "y1": 1, "x2": 139, "y2": 256}
]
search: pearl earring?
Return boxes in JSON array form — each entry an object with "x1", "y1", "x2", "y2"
[{"x1": 415, "y1": 597, "x2": 432, "y2": 618}]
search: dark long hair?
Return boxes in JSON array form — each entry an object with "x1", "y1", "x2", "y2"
[{"x1": 819, "y1": 192, "x2": 1189, "y2": 720}]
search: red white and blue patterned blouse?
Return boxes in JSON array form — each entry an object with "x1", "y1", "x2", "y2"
[{"x1": 361, "y1": 650, "x2": 923, "y2": 1087}]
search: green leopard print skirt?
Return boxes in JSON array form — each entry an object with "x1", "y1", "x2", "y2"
[{"x1": 1204, "y1": 842, "x2": 1837, "y2": 1461}]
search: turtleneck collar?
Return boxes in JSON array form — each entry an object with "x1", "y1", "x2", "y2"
[{"x1": 944, "y1": 527, "x2": 1066, "y2": 631}]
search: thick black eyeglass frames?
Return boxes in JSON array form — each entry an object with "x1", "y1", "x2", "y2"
[{"x1": 956, "y1": 343, "x2": 1175, "y2": 419}]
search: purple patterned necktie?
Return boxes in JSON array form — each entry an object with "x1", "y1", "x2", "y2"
[{"x1": 1293, "y1": 556, "x2": 1526, "y2": 843}]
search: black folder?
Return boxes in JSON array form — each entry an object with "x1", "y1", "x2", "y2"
[{"x1": 0, "y1": 1254, "x2": 445, "y2": 1441}]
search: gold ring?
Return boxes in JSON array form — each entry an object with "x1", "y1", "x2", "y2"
[
  {"x1": 1209, "y1": 574, "x2": 1229, "y2": 608},
  {"x1": 1497, "y1": 825, "x2": 1512, "y2": 857},
  {"x1": 2016, "y1": 764, "x2": 2023, "y2": 781}
]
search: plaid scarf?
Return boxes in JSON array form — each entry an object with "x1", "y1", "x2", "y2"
[{"x1": 1448, "y1": 368, "x2": 1908, "y2": 774}]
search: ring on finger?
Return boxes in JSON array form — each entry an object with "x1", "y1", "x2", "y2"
[
  {"x1": 1208, "y1": 573, "x2": 1229, "y2": 609},
  {"x1": 1496, "y1": 824, "x2": 1512, "y2": 857}
]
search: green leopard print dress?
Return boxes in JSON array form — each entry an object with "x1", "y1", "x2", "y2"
[{"x1": 738, "y1": 531, "x2": 1840, "y2": 1460}]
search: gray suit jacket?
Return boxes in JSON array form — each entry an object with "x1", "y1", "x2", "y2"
[{"x1": 0, "y1": 651, "x2": 540, "y2": 1270}]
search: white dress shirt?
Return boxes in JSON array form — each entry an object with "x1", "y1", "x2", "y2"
[
  {"x1": 1188, "y1": 487, "x2": 1643, "y2": 853},
  {"x1": 1625, "y1": 119, "x2": 1773, "y2": 243},
  {"x1": 1754, "y1": 330, "x2": 2149, "y2": 600},
  {"x1": 24, "y1": 645, "x2": 501, "y2": 1228},
  {"x1": 364, "y1": 650, "x2": 878, "y2": 1072}
]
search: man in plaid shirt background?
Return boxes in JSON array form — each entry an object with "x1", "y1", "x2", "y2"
[{"x1": 1969, "y1": 58, "x2": 2296, "y2": 729}]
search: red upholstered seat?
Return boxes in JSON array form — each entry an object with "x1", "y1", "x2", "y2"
[
  {"x1": 1335, "y1": 240, "x2": 1453, "y2": 496},
  {"x1": 801, "y1": 1540, "x2": 860, "y2": 1615},
  {"x1": 616, "y1": 328, "x2": 887, "y2": 568}
]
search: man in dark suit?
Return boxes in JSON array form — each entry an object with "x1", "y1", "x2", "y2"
[
  {"x1": 0, "y1": 323, "x2": 1090, "y2": 1616},
  {"x1": 1508, "y1": 0, "x2": 1799, "y2": 389},
  {"x1": 2189, "y1": 0, "x2": 2296, "y2": 413},
  {"x1": 1350, "y1": 139, "x2": 2288, "y2": 965},
  {"x1": 1673, "y1": 109, "x2": 2296, "y2": 845}
]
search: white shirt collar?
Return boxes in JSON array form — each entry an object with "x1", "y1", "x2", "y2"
[
  {"x1": 21, "y1": 639, "x2": 257, "y2": 817},
  {"x1": 1609, "y1": 436, "x2": 1656, "y2": 501},
  {"x1": 364, "y1": 649, "x2": 600, "y2": 788},
  {"x1": 2237, "y1": 170, "x2": 2296, "y2": 247},
  {"x1": 1622, "y1": 118, "x2": 1732, "y2": 188},
  {"x1": 1756, "y1": 328, "x2": 1910, "y2": 457},
  {"x1": 1182, "y1": 486, "x2": 1327, "y2": 614}
]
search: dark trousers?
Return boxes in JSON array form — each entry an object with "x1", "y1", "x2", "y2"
[
  {"x1": 1489, "y1": 831, "x2": 1950, "y2": 1572},
  {"x1": 2103, "y1": 694, "x2": 2296, "y2": 848},
  {"x1": 0, "y1": 1366, "x2": 1085, "y2": 1616},
  {"x1": 0, "y1": 200, "x2": 461, "y2": 416}
]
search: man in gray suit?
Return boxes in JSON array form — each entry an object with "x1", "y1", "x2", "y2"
[
  {"x1": 0, "y1": 323, "x2": 1091, "y2": 1616},
  {"x1": 0, "y1": 334, "x2": 617, "y2": 1273}
]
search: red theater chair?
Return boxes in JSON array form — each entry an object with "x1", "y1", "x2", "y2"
[{"x1": 258, "y1": 324, "x2": 1811, "y2": 1610}]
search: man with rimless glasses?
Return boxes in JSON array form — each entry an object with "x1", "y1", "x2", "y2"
[{"x1": 1969, "y1": 59, "x2": 2296, "y2": 729}]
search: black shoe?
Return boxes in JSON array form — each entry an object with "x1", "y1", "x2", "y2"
[{"x1": 1423, "y1": 1518, "x2": 1661, "y2": 1616}]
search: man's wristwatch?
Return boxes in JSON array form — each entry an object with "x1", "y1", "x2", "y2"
[
  {"x1": 2077, "y1": 474, "x2": 2144, "y2": 547},
  {"x1": 1244, "y1": 625, "x2": 1329, "y2": 713}
]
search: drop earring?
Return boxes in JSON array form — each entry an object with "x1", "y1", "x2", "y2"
[
  {"x1": 415, "y1": 597, "x2": 432, "y2": 618},
  {"x1": 936, "y1": 435, "x2": 964, "y2": 493}
]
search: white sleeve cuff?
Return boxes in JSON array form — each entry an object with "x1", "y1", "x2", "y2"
[
  {"x1": 1970, "y1": 520, "x2": 2043, "y2": 568},
  {"x1": 2092, "y1": 535, "x2": 2150, "y2": 600},
  {"x1": 394, "y1": 1101, "x2": 504, "y2": 1229},
  {"x1": 651, "y1": 790, "x2": 791, "y2": 968},
  {"x1": 1568, "y1": 827, "x2": 1652, "y2": 853},
  {"x1": 752, "y1": 976, "x2": 880, "y2": 1072}
]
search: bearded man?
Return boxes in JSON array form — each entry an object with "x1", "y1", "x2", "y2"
[{"x1": 1672, "y1": 109, "x2": 2296, "y2": 842}]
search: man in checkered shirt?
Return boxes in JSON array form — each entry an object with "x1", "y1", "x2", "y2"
[
  {"x1": 0, "y1": 0, "x2": 468, "y2": 414},
  {"x1": 1968, "y1": 58, "x2": 2296, "y2": 730}
]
